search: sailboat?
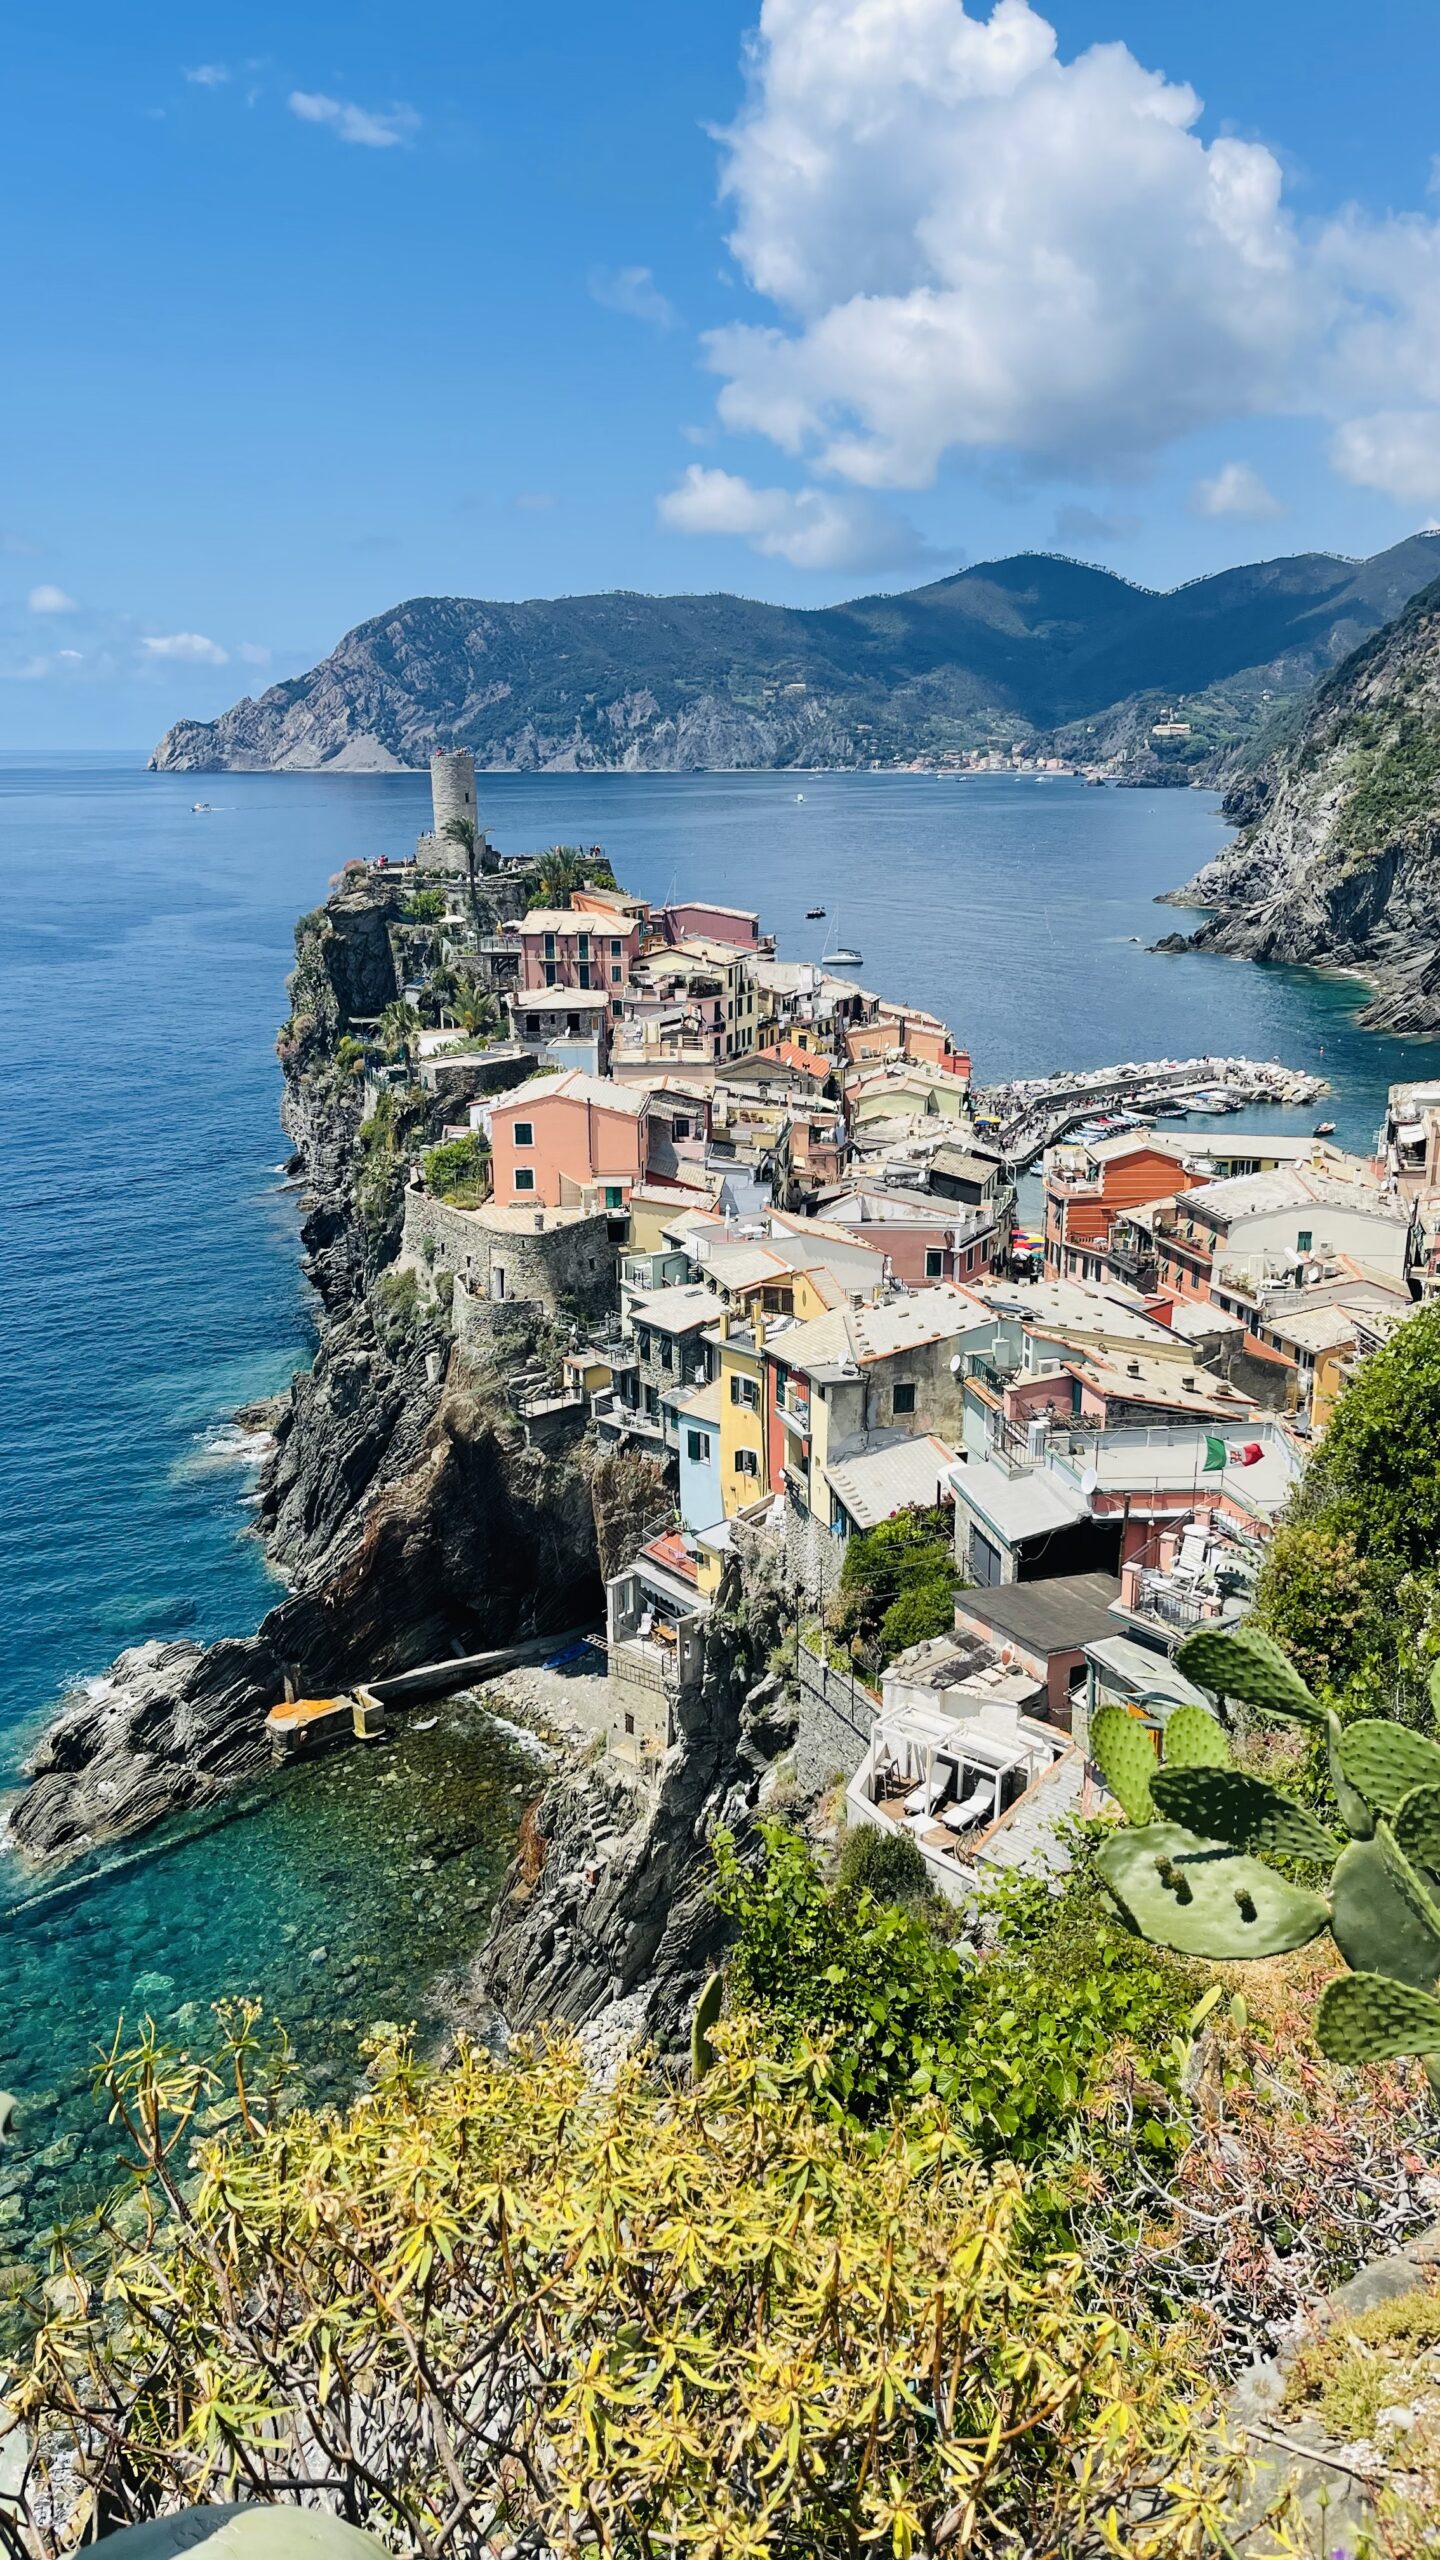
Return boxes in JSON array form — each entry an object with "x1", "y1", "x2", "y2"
[{"x1": 822, "y1": 914, "x2": 863, "y2": 968}]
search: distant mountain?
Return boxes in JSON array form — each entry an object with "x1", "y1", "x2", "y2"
[
  {"x1": 149, "y1": 536, "x2": 1440, "y2": 778},
  {"x1": 1164, "y1": 570, "x2": 1440, "y2": 1033}
]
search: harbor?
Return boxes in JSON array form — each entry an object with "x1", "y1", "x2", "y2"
[{"x1": 976, "y1": 1056, "x2": 1328, "y2": 1169}]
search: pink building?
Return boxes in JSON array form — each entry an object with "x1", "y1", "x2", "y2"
[
  {"x1": 489, "y1": 1072, "x2": 649, "y2": 1211},
  {"x1": 657, "y1": 901, "x2": 762, "y2": 951},
  {"x1": 508, "y1": 909, "x2": 643, "y2": 995}
]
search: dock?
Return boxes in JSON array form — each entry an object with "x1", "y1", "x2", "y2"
[{"x1": 974, "y1": 1057, "x2": 1328, "y2": 1171}]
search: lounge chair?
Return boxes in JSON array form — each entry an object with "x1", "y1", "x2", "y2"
[{"x1": 942, "y1": 1778, "x2": 997, "y2": 1833}]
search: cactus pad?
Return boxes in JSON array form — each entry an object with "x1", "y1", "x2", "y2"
[
  {"x1": 1327, "y1": 1706, "x2": 1375, "y2": 1843},
  {"x1": 690, "y1": 1971, "x2": 725, "y2": 2082},
  {"x1": 1159, "y1": 1706, "x2": 1231, "y2": 1771},
  {"x1": 1336, "y1": 1720, "x2": 1440, "y2": 1815},
  {"x1": 1150, "y1": 1766, "x2": 1339, "y2": 1862},
  {"x1": 1316, "y1": 1971, "x2": 1440, "y2": 2067},
  {"x1": 1330, "y1": 1837, "x2": 1440, "y2": 1993},
  {"x1": 1174, "y1": 1625, "x2": 1323, "y2": 1725},
  {"x1": 1392, "y1": 1782, "x2": 1440, "y2": 1878},
  {"x1": 1090, "y1": 1706, "x2": 1157, "y2": 1824},
  {"x1": 1095, "y1": 1822, "x2": 1331, "y2": 1960}
]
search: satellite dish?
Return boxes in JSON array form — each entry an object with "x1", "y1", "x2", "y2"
[
  {"x1": 949, "y1": 1353, "x2": 963, "y2": 1374},
  {"x1": 1080, "y1": 1469, "x2": 1099, "y2": 1498}
]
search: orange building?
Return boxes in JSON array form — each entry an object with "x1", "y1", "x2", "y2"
[{"x1": 1043, "y1": 1137, "x2": 1208, "y2": 1282}]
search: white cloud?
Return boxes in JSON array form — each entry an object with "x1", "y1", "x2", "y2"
[
  {"x1": 658, "y1": 464, "x2": 932, "y2": 570},
  {"x1": 589, "y1": 265, "x2": 677, "y2": 328},
  {"x1": 56, "y1": 648, "x2": 82, "y2": 661},
  {"x1": 288, "y1": 91, "x2": 418, "y2": 148},
  {"x1": 141, "y1": 632, "x2": 230, "y2": 665},
  {"x1": 185, "y1": 63, "x2": 231, "y2": 86},
  {"x1": 685, "y1": 0, "x2": 1440, "y2": 502},
  {"x1": 236, "y1": 641, "x2": 272, "y2": 665},
  {"x1": 1331, "y1": 411, "x2": 1440, "y2": 507},
  {"x1": 28, "y1": 584, "x2": 76, "y2": 612},
  {"x1": 1190, "y1": 461, "x2": 1286, "y2": 520}
]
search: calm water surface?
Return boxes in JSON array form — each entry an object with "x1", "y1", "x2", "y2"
[{"x1": 3, "y1": 753, "x2": 1438, "y2": 2230}]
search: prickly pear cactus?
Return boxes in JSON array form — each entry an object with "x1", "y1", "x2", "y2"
[
  {"x1": 1159, "y1": 1705, "x2": 1231, "y2": 1771},
  {"x1": 1150, "y1": 1766, "x2": 1338, "y2": 1862},
  {"x1": 1337, "y1": 1719, "x2": 1440, "y2": 1814},
  {"x1": 1330, "y1": 1837, "x2": 1440, "y2": 1993},
  {"x1": 1174, "y1": 1625, "x2": 1323, "y2": 1725},
  {"x1": 1095, "y1": 1822, "x2": 1331, "y2": 1960},
  {"x1": 691, "y1": 1970, "x2": 726, "y2": 2082},
  {"x1": 1392, "y1": 1781, "x2": 1440, "y2": 1878},
  {"x1": 1317, "y1": 1970, "x2": 1440, "y2": 2066},
  {"x1": 1090, "y1": 1705, "x2": 1157, "y2": 1823}
]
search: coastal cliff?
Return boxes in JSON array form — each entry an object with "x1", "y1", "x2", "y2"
[
  {"x1": 1164, "y1": 575, "x2": 1440, "y2": 1034},
  {"x1": 4, "y1": 879, "x2": 628, "y2": 1870}
]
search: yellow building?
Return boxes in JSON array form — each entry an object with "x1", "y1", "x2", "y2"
[{"x1": 709, "y1": 1310, "x2": 769, "y2": 1514}]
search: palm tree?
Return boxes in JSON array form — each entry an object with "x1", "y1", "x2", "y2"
[
  {"x1": 534, "y1": 844, "x2": 616, "y2": 908},
  {"x1": 377, "y1": 999, "x2": 419, "y2": 1071},
  {"x1": 454, "y1": 987, "x2": 501, "y2": 1042}
]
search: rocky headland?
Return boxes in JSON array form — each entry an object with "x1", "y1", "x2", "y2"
[
  {"x1": 5, "y1": 876, "x2": 632, "y2": 1872},
  {"x1": 1161, "y1": 573, "x2": 1440, "y2": 1035}
]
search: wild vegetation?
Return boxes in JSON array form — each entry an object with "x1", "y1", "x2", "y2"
[
  {"x1": 422, "y1": 1131, "x2": 491, "y2": 1207},
  {"x1": 828, "y1": 1504, "x2": 958, "y2": 1669},
  {"x1": 2, "y1": 2007, "x2": 1235, "y2": 2560}
]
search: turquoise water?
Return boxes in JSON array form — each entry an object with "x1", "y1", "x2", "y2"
[{"x1": 4, "y1": 752, "x2": 1439, "y2": 2240}]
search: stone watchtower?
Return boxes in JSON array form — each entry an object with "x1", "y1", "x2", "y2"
[{"x1": 416, "y1": 745, "x2": 495, "y2": 875}]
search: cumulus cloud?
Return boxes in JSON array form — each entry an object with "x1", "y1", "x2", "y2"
[
  {"x1": 658, "y1": 464, "x2": 933, "y2": 570},
  {"x1": 288, "y1": 91, "x2": 418, "y2": 148},
  {"x1": 1331, "y1": 411, "x2": 1440, "y2": 507},
  {"x1": 1190, "y1": 461, "x2": 1286, "y2": 519},
  {"x1": 141, "y1": 632, "x2": 230, "y2": 665},
  {"x1": 678, "y1": 0, "x2": 1440, "y2": 504},
  {"x1": 185, "y1": 63, "x2": 231, "y2": 86},
  {"x1": 28, "y1": 584, "x2": 76, "y2": 612},
  {"x1": 589, "y1": 265, "x2": 676, "y2": 328}
]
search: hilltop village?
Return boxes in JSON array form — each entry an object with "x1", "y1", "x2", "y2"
[{"x1": 294, "y1": 749, "x2": 1437, "y2": 1904}]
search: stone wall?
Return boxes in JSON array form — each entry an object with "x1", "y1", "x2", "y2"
[
  {"x1": 402, "y1": 1188, "x2": 620, "y2": 1323},
  {"x1": 793, "y1": 1645, "x2": 879, "y2": 1790}
]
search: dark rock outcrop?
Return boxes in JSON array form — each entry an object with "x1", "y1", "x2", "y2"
[
  {"x1": 1164, "y1": 574, "x2": 1440, "y2": 1034},
  {"x1": 480, "y1": 1540, "x2": 793, "y2": 2050}
]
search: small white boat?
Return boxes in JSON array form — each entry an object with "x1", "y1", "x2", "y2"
[
  {"x1": 191, "y1": 801, "x2": 213, "y2": 813},
  {"x1": 826, "y1": 944, "x2": 864, "y2": 967},
  {"x1": 795, "y1": 792, "x2": 806, "y2": 803}
]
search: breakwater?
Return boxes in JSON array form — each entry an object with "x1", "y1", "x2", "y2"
[{"x1": 979, "y1": 1056, "x2": 1328, "y2": 1169}]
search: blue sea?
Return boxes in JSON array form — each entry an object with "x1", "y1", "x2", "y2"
[{"x1": 3, "y1": 752, "x2": 1438, "y2": 2236}]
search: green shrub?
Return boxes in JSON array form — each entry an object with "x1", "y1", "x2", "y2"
[
  {"x1": 878, "y1": 1571, "x2": 955, "y2": 1660},
  {"x1": 423, "y1": 1132, "x2": 491, "y2": 1207},
  {"x1": 403, "y1": 887, "x2": 446, "y2": 922},
  {"x1": 834, "y1": 1820, "x2": 932, "y2": 1907},
  {"x1": 832, "y1": 1505, "x2": 955, "y2": 1663}
]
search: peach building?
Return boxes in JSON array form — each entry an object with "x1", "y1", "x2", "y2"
[{"x1": 488, "y1": 1071, "x2": 650, "y2": 1211}]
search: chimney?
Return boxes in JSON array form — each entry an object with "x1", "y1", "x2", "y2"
[
  {"x1": 719, "y1": 1308, "x2": 731, "y2": 1341},
  {"x1": 754, "y1": 1311, "x2": 767, "y2": 1352}
]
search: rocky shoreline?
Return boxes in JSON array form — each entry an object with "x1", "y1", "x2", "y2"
[{"x1": 1155, "y1": 573, "x2": 1440, "y2": 1037}]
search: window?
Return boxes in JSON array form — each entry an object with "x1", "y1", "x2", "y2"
[
  {"x1": 604, "y1": 1184, "x2": 624, "y2": 1210},
  {"x1": 611, "y1": 965, "x2": 622, "y2": 984},
  {"x1": 925, "y1": 1248, "x2": 944, "y2": 1278},
  {"x1": 971, "y1": 1528, "x2": 1002, "y2": 1587},
  {"x1": 673, "y1": 1116, "x2": 690, "y2": 1139},
  {"x1": 1296, "y1": 1229, "x2": 1313, "y2": 1253},
  {"x1": 578, "y1": 934, "x2": 590, "y2": 957},
  {"x1": 734, "y1": 1448, "x2": 759, "y2": 1477},
  {"x1": 644, "y1": 1384, "x2": 658, "y2": 1416},
  {"x1": 686, "y1": 1429, "x2": 708, "y2": 1464},
  {"x1": 513, "y1": 1168, "x2": 535, "y2": 1193},
  {"x1": 544, "y1": 963, "x2": 556, "y2": 987},
  {"x1": 660, "y1": 1337, "x2": 673, "y2": 1372},
  {"x1": 730, "y1": 1374, "x2": 759, "y2": 1409},
  {"x1": 892, "y1": 1382, "x2": 917, "y2": 1416},
  {"x1": 610, "y1": 938, "x2": 621, "y2": 956},
  {"x1": 578, "y1": 964, "x2": 591, "y2": 990},
  {"x1": 544, "y1": 933, "x2": 556, "y2": 959},
  {"x1": 513, "y1": 1121, "x2": 534, "y2": 1148},
  {"x1": 637, "y1": 1328, "x2": 651, "y2": 1361},
  {"x1": 623, "y1": 1712, "x2": 635, "y2": 1737}
]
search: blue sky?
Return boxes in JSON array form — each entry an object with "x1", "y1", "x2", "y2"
[{"x1": 10, "y1": 0, "x2": 1440, "y2": 745}]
